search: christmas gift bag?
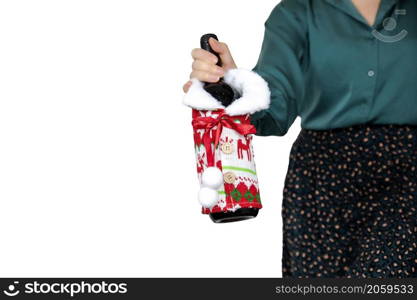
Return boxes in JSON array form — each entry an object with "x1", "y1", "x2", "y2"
[{"x1": 183, "y1": 68, "x2": 271, "y2": 221}]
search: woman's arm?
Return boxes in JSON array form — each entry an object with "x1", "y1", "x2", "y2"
[{"x1": 251, "y1": 0, "x2": 308, "y2": 136}]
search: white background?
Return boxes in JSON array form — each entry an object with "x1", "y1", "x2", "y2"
[{"x1": 0, "y1": 0, "x2": 301, "y2": 277}]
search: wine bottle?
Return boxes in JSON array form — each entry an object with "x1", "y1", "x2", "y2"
[{"x1": 200, "y1": 33, "x2": 259, "y2": 223}]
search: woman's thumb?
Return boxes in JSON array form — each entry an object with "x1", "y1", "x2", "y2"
[{"x1": 209, "y1": 38, "x2": 237, "y2": 70}]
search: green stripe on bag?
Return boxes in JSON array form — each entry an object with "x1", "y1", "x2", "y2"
[{"x1": 222, "y1": 166, "x2": 257, "y2": 176}]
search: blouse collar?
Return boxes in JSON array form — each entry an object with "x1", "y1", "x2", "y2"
[{"x1": 324, "y1": 0, "x2": 399, "y2": 29}]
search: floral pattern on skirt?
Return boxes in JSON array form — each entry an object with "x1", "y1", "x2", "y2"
[{"x1": 282, "y1": 124, "x2": 417, "y2": 278}]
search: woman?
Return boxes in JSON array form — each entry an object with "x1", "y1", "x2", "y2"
[{"x1": 183, "y1": 0, "x2": 417, "y2": 278}]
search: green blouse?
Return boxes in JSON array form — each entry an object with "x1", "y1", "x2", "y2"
[{"x1": 250, "y1": 0, "x2": 417, "y2": 136}]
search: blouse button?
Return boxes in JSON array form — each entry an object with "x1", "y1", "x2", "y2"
[{"x1": 368, "y1": 70, "x2": 375, "y2": 77}]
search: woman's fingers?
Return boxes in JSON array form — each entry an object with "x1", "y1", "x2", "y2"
[
  {"x1": 192, "y1": 60, "x2": 224, "y2": 76},
  {"x1": 191, "y1": 40, "x2": 237, "y2": 71},
  {"x1": 183, "y1": 80, "x2": 192, "y2": 93},
  {"x1": 190, "y1": 70, "x2": 220, "y2": 83},
  {"x1": 208, "y1": 38, "x2": 237, "y2": 71},
  {"x1": 184, "y1": 38, "x2": 237, "y2": 93},
  {"x1": 191, "y1": 48, "x2": 218, "y2": 64}
]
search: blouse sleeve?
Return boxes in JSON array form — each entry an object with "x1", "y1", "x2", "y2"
[{"x1": 250, "y1": 0, "x2": 308, "y2": 136}]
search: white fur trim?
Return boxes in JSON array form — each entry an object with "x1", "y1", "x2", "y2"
[
  {"x1": 224, "y1": 69, "x2": 271, "y2": 116},
  {"x1": 198, "y1": 187, "x2": 219, "y2": 208},
  {"x1": 182, "y1": 68, "x2": 270, "y2": 116},
  {"x1": 182, "y1": 79, "x2": 225, "y2": 111},
  {"x1": 201, "y1": 167, "x2": 224, "y2": 189}
]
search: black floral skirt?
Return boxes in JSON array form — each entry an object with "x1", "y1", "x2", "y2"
[{"x1": 282, "y1": 124, "x2": 417, "y2": 278}]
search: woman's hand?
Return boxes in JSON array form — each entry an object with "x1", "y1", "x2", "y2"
[{"x1": 183, "y1": 38, "x2": 237, "y2": 93}]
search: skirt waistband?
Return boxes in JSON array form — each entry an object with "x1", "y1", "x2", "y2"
[{"x1": 296, "y1": 124, "x2": 417, "y2": 147}]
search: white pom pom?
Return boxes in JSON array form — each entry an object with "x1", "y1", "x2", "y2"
[
  {"x1": 201, "y1": 167, "x2": 224, "y2": 189},
  {"x1": 198, "y1": 187, "x2": 219, "y2": 208}
]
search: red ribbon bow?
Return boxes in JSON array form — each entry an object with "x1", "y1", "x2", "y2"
[{"x1": 192, "y1": 111, "x2": 256, "y2": 167}]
